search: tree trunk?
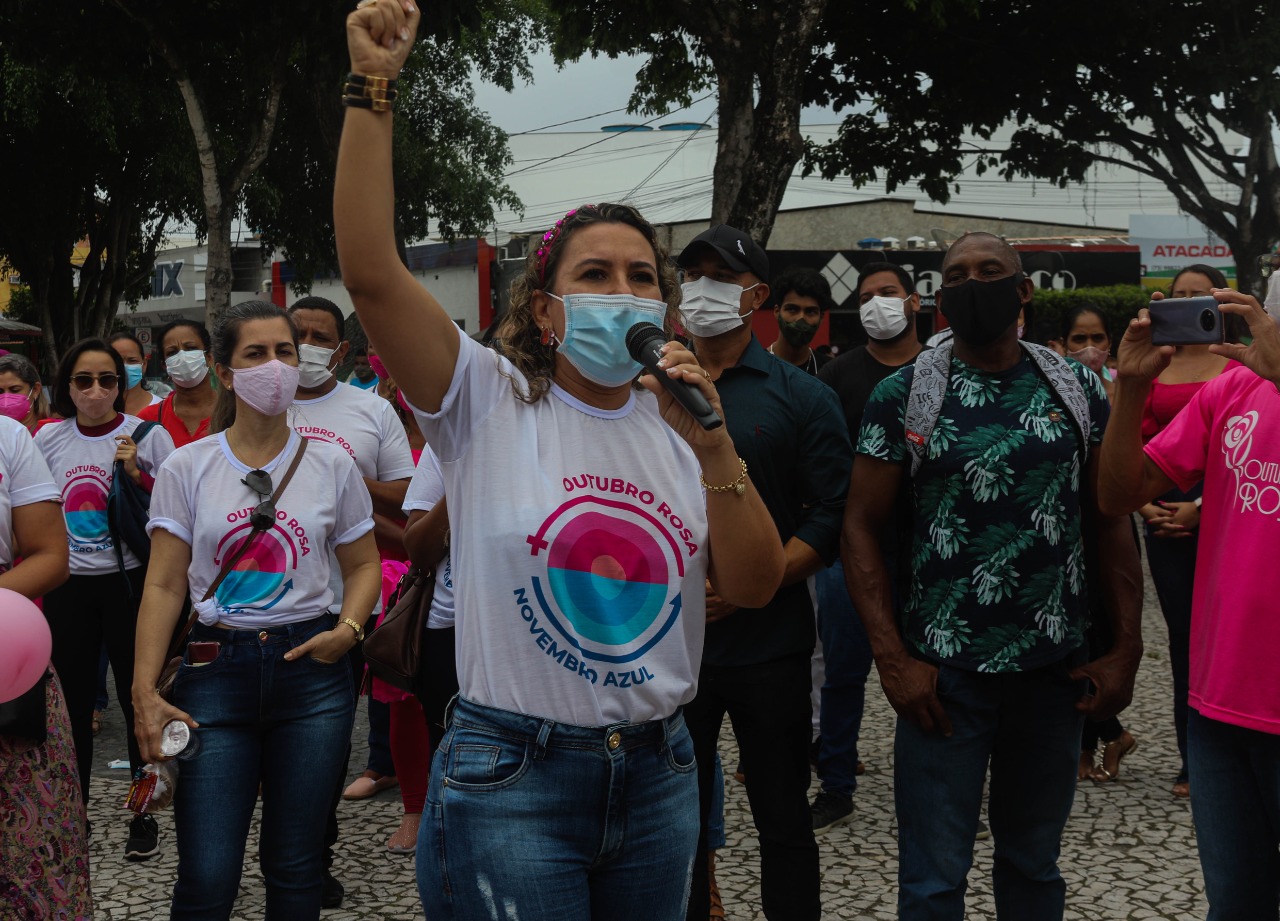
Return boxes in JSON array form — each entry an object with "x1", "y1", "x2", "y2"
[
  {"x1": 706, "y1": 0, "x2": 828, "y2": 246},
  {"x1": 710, "y1": 71, "x2": 754, "y2": 228}
]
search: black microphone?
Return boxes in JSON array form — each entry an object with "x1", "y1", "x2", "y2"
[{"x1": 626, "y1": 322, "x2": 724, "y2": 431}]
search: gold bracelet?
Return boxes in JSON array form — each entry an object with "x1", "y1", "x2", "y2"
[
  {"x1": 700, "y1": 457, "x2": 748, "y2": 496},
  {"x1": 340, "y1": 617, "x2": 365, "y2": 642}
]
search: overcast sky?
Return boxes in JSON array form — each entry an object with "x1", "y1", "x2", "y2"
[{"x1": 471, "y1": 50, "x2": 839, "y2": 134}]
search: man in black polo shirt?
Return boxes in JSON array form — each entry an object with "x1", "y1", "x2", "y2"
[
  {"x1": 677, "y1": 225, "x2": 851, "y2": 921},
  {"x1": 809, "y1": 262, "x2": 923, "y2": 832}
]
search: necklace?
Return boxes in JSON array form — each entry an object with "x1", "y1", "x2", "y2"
[{"x1": 769, "y1": 342, "x2": 817, "y2": 375}]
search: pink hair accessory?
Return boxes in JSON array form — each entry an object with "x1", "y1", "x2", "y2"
[{"x1": 536, "y1": 205, "x2": 595, "y2": 287}]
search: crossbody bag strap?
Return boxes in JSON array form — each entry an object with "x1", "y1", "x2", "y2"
[{"x1": 162, "y1": 437, "x2": 310, "y2": 660}]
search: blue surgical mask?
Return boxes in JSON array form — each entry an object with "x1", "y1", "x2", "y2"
[
  {"x1": 547, "y1": 292, "x2": 668, "y2": 387},
  {"x1": 125, "y1": 364, "x2": 145, "y2": 390}
]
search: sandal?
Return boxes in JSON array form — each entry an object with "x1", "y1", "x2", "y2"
[
  {"x1": 1090, "y1": 730, "x2": 1137, "y2": 782},
  {"x1": 1078, "y1": 748, "x2": 1096, "y2": 781},
  {"x1": 709, "y1": 850, "x2": 725, "y2": 921},
  {"x1": 386, "y1": 813, "x2": 420, "y2": 854},
  {"x1": 91, "y1": 711, "x2": 102, "y2": 736},
  {"x1": 342, "y1": 771, "x2": 399, "y2": 801}
]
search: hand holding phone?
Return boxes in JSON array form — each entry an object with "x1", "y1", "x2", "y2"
[{"x1": 1149, "y1": 296, "x2": 1223, "y2": 346}]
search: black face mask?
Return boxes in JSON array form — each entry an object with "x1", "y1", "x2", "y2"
[{"x1": 938, "y1": 274, "x2": 1025, "y2": 347}]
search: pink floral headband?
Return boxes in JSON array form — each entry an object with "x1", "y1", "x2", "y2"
[{"x1": 536, "y1": 204, "x2": 595, "y2": 287}]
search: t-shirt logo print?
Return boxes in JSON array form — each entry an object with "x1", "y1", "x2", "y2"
[
  {"x1": 1222, "y1": 410, "x2": 1280, "y2": 516},
  {"x1": 64, "y1": 472, "x2": 110, "y2": 549},
  {"x1": 212, "y1": 513, "x2": 303, "y2": 612},
  {"x1": 525, "y1": 496, "x2": 685, "y2": 665}
]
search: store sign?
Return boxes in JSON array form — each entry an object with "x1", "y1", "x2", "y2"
[{"x1": 151, "y1": 260, "x2": 184, "y2": 299}]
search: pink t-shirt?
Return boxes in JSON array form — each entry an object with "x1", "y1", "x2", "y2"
[{"x1": 1145, "y1": 366, "x2": 1280, "y2": 734}]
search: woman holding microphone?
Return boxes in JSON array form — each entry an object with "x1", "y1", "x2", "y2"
[{"x1": 334, "y1": 4, "x2": 785, "y2": 918}]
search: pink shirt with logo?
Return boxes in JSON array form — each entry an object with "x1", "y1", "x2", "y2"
[{"x1": 1145, "y1": 366, "x2": 1280, "y2": 735}]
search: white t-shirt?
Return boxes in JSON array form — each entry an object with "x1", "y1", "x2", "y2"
[
  {"x1": 148, "y1": 430, "x2": 374, "y2": 628},
  {"x1": 412, "y1": 328, "x2": 709, "y2": 727},
  {"x1": 0, "y1": 416, "x2": 60, "y2": 571},
  {"x1": 402, "y1": 447, "x2": 454, "y2": 631},
  {"x1": 292, "y1": 382, "x2": 414, "y2": 607},
  {"x1": 35, "y1": 415, "x2": 176, "y2": 574}
]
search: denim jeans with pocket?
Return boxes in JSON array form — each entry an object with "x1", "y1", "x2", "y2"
[
  {"x1": 895, "y1": 650, "x2": 1087, "y2": 921},
  {"x1": 169, "y1": 613, "x2": 355, "y2": 921},
  {"x1": 815, "y1": 558, "x2": 875, "y2": 797},
  {"x1": 1187, "y1": 708, "x2": 1280, "y2": 920},
  {"x1": 417, "y1": 696, "x2": 699, "y2": 921}
]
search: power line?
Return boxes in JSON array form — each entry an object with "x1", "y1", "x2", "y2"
[
  {"x1": 508, "y1": 104, "x2": 634, "y2": 136},
  {"x1": 623, "y1": 120, "x2": 710, "y2": 202},
  {"x1": 504, "y1": 92, "x2": 716, "y2": 178}
]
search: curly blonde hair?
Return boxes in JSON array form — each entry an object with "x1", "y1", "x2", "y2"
[{"x1": 495, "y1": 203, "x2": 681, "y2": 403}]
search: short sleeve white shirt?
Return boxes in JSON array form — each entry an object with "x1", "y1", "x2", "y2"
[
  {"x1": 411, "y1": 328, "x2": 709, "y2": 727},
  {"x1": 148, "y1": 430, "x2": 374, "y2": 627},
  {"x1": 402, "y1": 447, "x2": 454, "y2": 630},
  {"x1": 35, "y1": 415, "x2": 176, "y2": 574},
  {"x1": 291, "y1": 382, "x2": 414, "y2": 607},
  {"x1": 0, "y1": 416, "x2": 60, "y2": 571}
]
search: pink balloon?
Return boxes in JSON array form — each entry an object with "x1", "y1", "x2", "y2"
[{"x1": 0, "y1": 587, "x2": 50, "y2": 704}]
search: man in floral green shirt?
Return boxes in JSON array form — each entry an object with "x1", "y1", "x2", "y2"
[{"x1": 844, "y1": 232, "x2": 1143, "y2": 921}]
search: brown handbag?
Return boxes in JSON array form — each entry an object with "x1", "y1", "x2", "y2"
[
  {"x1": 362, "y1": 563, "x2": 436, "y2": 695},
  {"x1": 155, "y1": 439, "x2": 308, "y2": 700}
]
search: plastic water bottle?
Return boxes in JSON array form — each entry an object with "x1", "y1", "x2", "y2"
[{"x1": 159, "y1": 719, "x2": 200, "y2": 760}]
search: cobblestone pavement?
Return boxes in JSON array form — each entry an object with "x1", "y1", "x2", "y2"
[{"x1": 87, "y1": 569, "x2": 1203, "y2": 920}]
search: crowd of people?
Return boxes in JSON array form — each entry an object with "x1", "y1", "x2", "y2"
[{"x1": 2, "y1": 2, "x2": 1279, "y2": 919}]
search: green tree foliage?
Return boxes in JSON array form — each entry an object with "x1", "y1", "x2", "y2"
[
  {"x1": 1030, "y1": 285, "x2": 1152, "y2": 348},
  {"x1": 245, "y1": 10, "x2": 532, "y2": 290},
  {"x1": 117, "y1": 0, "x2": 532, "y2": 321},
  {"x1": 544, "y1": 0, "x2": 831, "y2": 245},
  {"x1": 0, "y1": 2, "x2": 194, "y2": 366},
  {"x1": 811, "y1": 0, "x2": 1280, "y2": 295}
]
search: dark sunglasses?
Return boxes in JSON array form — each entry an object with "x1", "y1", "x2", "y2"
[
  {"x1": 70, "y1": 373, "x2": 120, "y2": 391},
  {"x1": 242, "y1": 469, "x2": 276, "y2": 530}
]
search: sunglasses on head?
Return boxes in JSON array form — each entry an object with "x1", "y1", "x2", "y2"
[
  {"x1": 70, "y1": 373, "x2": 120, "y2": 391},
  {"x1": 242, "y1": 469, "x2": 276, "y2": 530}
]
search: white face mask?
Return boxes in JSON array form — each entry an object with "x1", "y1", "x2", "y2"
[
  {"x1": 679, "y1": 276, "x2": 758, "y2": 337},
  {"x1": 165, "y1": 349, "x2": 209, "y2": 387},
  {"x1": 859, "y1": 296, "x2": 911, "y2": 341},
  {"x1": 297, "y1": 343, "x2": 338, "y2": 389}
]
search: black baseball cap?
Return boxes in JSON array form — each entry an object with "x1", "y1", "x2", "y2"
[{"x1": 677, "y1": 224, "x2": 770, "y2": 283}]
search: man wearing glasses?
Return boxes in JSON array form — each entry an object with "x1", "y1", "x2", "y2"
[{"x1": 768, "y1": 268, "x2": 835, "y2": 376}]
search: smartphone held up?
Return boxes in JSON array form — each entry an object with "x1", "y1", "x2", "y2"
[{"x1": 1149, "y1": 296, "x2": 1224, "y2": 346}]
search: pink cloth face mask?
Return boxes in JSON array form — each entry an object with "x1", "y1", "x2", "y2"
[
  {"x1": 1068, "y1": 346, "x2": 1109, "y2": 374},
  {"x1": 69, "y1": 385, "x2": 118, "y2": 420},
  {"x1": 0, "y1": 392, "x2": 32, "y2": 421},
  {"x1": 368, "y1": 354, "x2": 389, "y2": 381},
  {"x1": 230, "y1": 360, "x2": 300, "y2": 417}
]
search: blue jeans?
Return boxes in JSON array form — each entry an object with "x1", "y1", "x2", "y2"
[
  {"x1": 895, "y1": 651, "x2": 1087, "y2": 921},
  {"x1": 816, "y1": 559, "x2": 874, "y2": 797},
  {"x1": 417, "y1": 696, "x2": 699, "y2": 920},
  {"x1": 169, "y1": 613, "x2": 355, "y2": 921},
  {"x1": 1188, "y1": 708, "x2": 1280, "y2": 920}
]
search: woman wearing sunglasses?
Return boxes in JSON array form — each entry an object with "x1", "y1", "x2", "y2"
[
  {"x1": 33, "y1": 338, "x2": 177, "y2": 858},
  {"x1": 131, "y1": 300, "x2": 382, "y2": 921}
]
